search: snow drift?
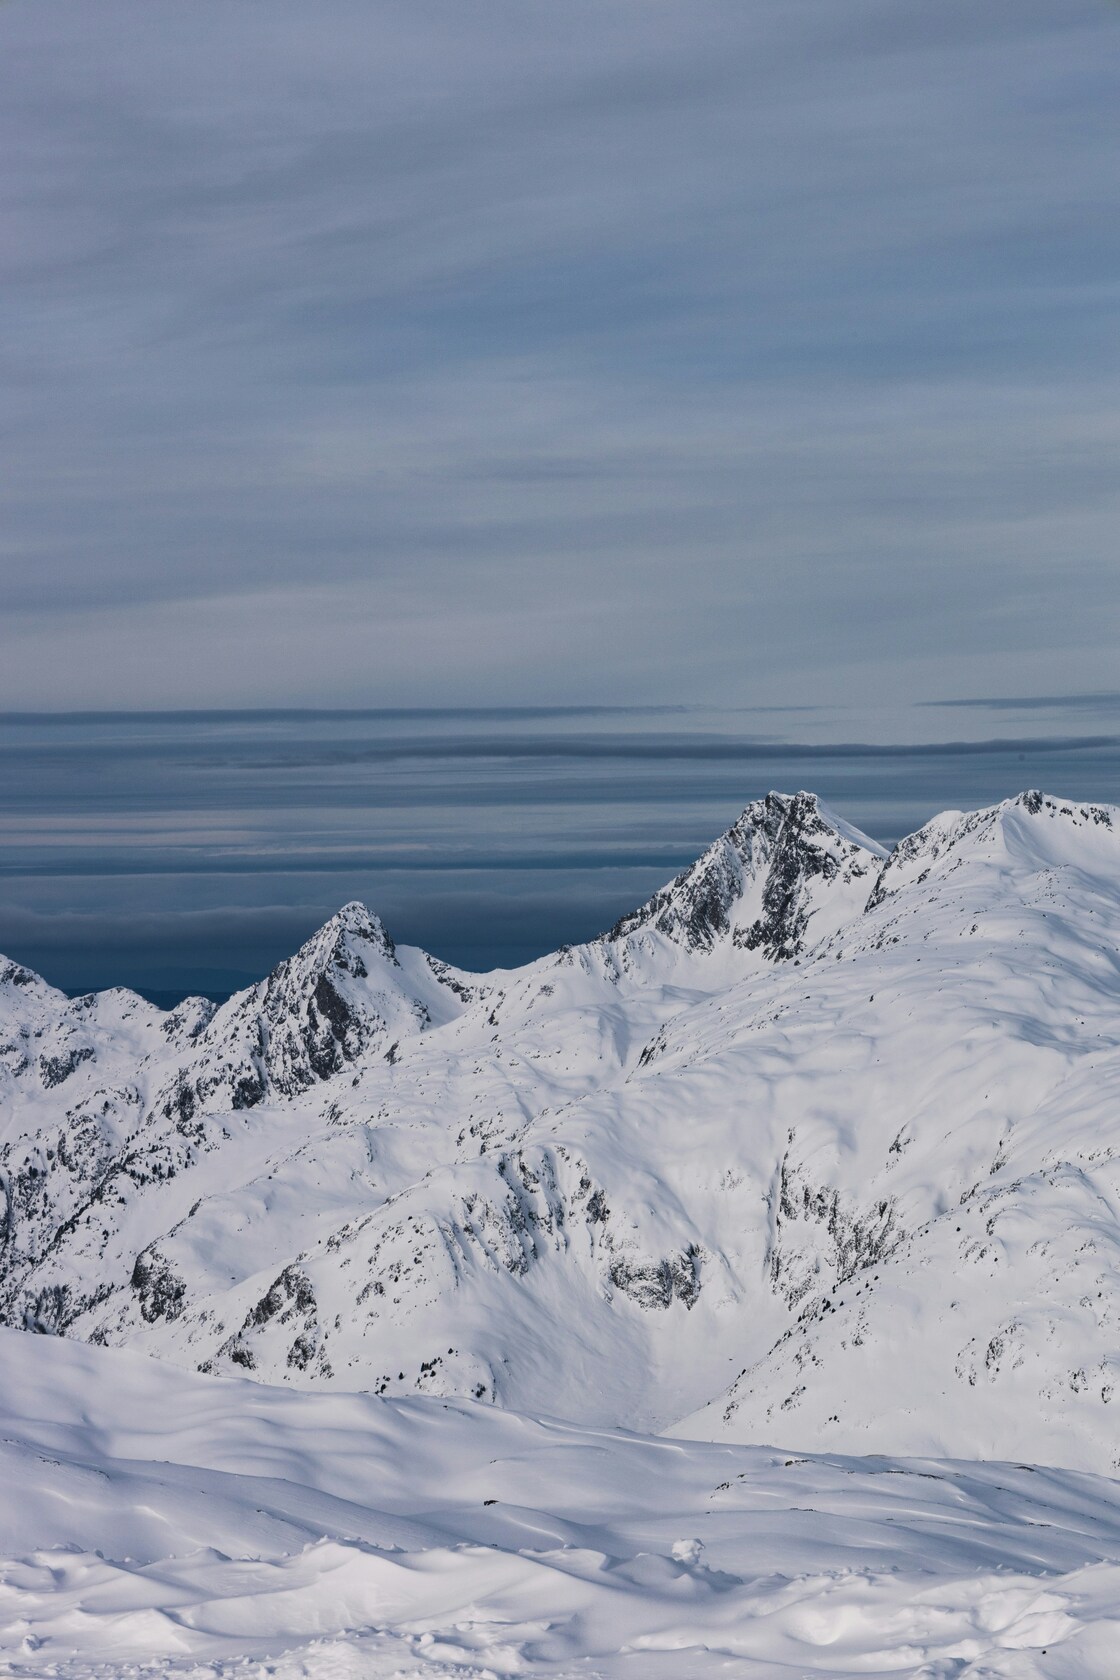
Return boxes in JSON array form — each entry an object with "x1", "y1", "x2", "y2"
[{"x1": 4, "y1": 1328, "x2": 1120, "y2": 1677}]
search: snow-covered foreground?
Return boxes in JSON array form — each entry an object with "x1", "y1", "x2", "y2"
[{"x1": 4, "y1": 1329, "x2": 1120, "y2": 1680}]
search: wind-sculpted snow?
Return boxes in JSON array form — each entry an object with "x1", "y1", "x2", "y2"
[
  {"x1": 4, "y1": 791, "x2": 1120, "y2": 1470},
  {"x1": 5, "y1": 1330, "x2": 1120, "y2": 1678}
]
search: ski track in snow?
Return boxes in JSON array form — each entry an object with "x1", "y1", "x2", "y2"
[{"x1": 4, "y1": 789, "x2": 1120, "y2": 1673}]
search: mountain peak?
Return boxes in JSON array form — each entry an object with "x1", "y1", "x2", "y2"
[
  {"x1": 1005, "y1": 788, "x2": 1114, "y2": 829},
  {"x1": 331, "y1": 898, "x2": 392, "y2": 936},
  {"x1": 868, "y1": 790, "x2": 1118, "y2": 908},
  {"x1": 0, "y1": 958, "x2": 58, "y2": 1002},
  {"x1": 606, "y1": 790, "x2": 885, "y2": 959},
  {"x1": 145, "y1": 900, "x2": 430, "y2": 1116},
  {"x1": 290, "y1": 900, "x2": 398, "y2": 975}
]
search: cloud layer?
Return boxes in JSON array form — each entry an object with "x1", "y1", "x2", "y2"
[
  {"x1": 1, "y1": 0, "x2": 1118, "y2": 708},
  {"x1": 3, "y1": 709, "x2": 1119, "y2": 996}
]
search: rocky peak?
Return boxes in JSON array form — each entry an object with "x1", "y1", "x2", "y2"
[
  {"x1": 282, "y1": 900, "x2": 399, "y2": 980},
  {"x1": 1003, "y1": 789, "x2": 1114, "y2": 839},
  {"x1": 222, "y1": 903, "x2": 411, "y2": 1096},
  {"x1": 734, "y1": 792, "x2": 886, "y2": 960},
  {"x1": 0, "y1": 959, "x2": 64, "y2": 1013},
  {"x1": 152, "y1": 902, "x2": 431, "y2": 1116},
  {"x1": 606, "y1": 791, "x2": 885, "y2": 959}
]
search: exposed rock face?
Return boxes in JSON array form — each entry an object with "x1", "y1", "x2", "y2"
[
  {"x1": 207, "y1": 1265, "x2": 331, "y2": 1379},
  {"x1": 244, "y1": 902, "x2": 403, "y2": 1089},
  {"x1": 0, "y1": 961, "x2": 54, "y2": 996},
  {"x1": 734, "y1": 792, "x2": 871, "y2": 959},
  {"x1": 607, "y1": 791, "x2": 884, "y2": 959},
  {"x1": 608, "y1": 1245, "x2": 702, "y2": 1310},
  {"x1": 130, "y1": 1246, "x2": 187, "y2": 1325},
  {"x1": 152, "y1": 901, "x2": 461, "y2": 1119},
  {"x1": 766, "y1": 1145, "x2": 899, "y2": 1312},
  {"x1": 39, "y1": 1046, "x2": 95, "y2": 1089}
]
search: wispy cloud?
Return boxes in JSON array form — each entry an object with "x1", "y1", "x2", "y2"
[
  {"x1": 921, "y1": 694, "x2": 1120, "y2": 712},
  {"x1": 0, "y1": 1, "x2": 1117, "y2": 708}
]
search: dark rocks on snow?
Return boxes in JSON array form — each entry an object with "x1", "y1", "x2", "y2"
[
  {"x1": 609, "y1": 1245, "x2": 702, "y2": 1310},
  {"x1": 606, "y1": 792, "x2": 869, "y2": 960},
  {"x1": 130, "y1": 1247, "x2": 186, "y2": 1323},
  {"x1": 39, "y1": 1046, "x2": 95, "y2": 1089}
]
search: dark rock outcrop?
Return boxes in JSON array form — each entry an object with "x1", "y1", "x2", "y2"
[{"x1": 607, "y1": 792, "x2": 879, "y2": 959}]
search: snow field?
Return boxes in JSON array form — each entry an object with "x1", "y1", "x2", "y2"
[{"x1": 3, "y1": 1331, "x2": 1120, "y2": 1678}]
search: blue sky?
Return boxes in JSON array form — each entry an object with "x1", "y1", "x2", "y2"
[{"x1": 2, "y1": 0, "x2": 1118, "y2": 714}]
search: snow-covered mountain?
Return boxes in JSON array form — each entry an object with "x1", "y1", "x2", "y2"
[{"x1": 3, "y1": 788, "x2": 1120, "y2": 1472}]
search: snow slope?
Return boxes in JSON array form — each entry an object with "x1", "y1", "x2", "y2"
[
  {"x1": 3, "y1": 790, "x2": 1120, "y2": 1471},
  {"x1": 679, "y1": 792, "x2": 1120, "y2": 1466},
  {"x1": 4, "y1": 1327, "x2": 1120, "y2": 1679}
]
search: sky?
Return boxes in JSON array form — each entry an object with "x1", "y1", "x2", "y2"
[
  {"x1": 2, "y1": 3, "x2": 1120, "y2": 996},
  {"x1": 2, "y1": 0, "x2": 1119, "y2": 714}
]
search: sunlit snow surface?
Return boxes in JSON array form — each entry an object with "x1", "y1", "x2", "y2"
[
  {"x1": 7, "y1": 790, "x2": 1120, "y2": 1673},
  {"x1": 4, "y1": 1330, "x2": 1120, "y2": 1680}
]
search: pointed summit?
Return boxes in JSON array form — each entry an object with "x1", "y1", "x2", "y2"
[
  {"x1": 321, "y1": 901, "x2": 398, "y2": 961},
  {"x1": 607, "y1": 792, "x2": 886, "y2": 960},
  {"x1": 272, "y1": 900, "x2": 399, "y2": 1000},
  {"x1": 153, "y1": 901, "x2": 467, "y2": 1119},
  {"x1": 243, "y1": 900, "x2": 408, "y2": 1094}
]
